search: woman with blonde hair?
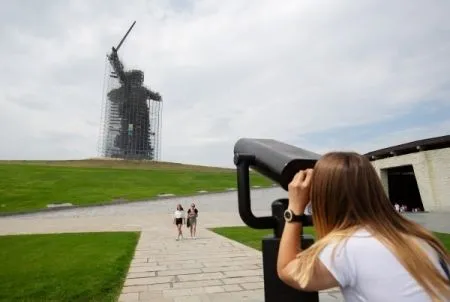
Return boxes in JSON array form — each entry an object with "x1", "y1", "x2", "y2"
[{"x1": 277, "y1": 152, "x2": 450, "y2": 301}]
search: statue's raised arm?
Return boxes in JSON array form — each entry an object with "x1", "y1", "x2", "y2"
[
  {"x1": 108, "y1": 48, "x2": 126, "y2": 84},
  {"x1": 107, "y1": 21, "x2": 136, "y2": 85}
]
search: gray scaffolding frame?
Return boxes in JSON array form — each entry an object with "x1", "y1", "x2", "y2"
[{"x1": 97, "y1": 21, "x2": 163, "y2": 160}]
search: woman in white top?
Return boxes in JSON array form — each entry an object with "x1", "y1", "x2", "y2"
[
  {"x1": 173, "y1": 204, "x2": 185, "y2": 241},
  {"x1": 277, "y1": 152, "x2": 450, "y2": 302}
]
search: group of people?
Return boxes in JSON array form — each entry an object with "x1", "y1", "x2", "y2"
[
  {"x1": 394, "y1": 202, "x2": 423, "y2": 213},
  {"x1": 394, "y1": 203, "x2": 408, "y2": 212},
  {"x1": 173, "y1": 203, "x2": 198, "y2": 240}
]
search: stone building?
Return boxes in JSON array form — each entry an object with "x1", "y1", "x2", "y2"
[{"x1": 366, "y1": 135, "x2": 450, "y2": 212}]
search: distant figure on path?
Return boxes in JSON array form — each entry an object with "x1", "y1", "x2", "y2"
[
  {"x1": 394, "y1": 203, "x2": 400, "y2": 212},
  {"x1": 187, "y1": 203, "x2": 199, "y2": 239},
  {"x1": 173, "y1": 204, "x2": 185, "y2": 241}
]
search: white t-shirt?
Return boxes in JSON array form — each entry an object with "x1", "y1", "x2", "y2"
[
  {"x1": 319, "y1": 229, "x2": 449, "y2": 302},
  {"x1": 173, "y1": 210, "x2": 184, "y2": 219}
]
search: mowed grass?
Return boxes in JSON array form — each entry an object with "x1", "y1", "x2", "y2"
[
  {"x1": 0, "y1": 232, "x2": 139, "y2": 302},
  {"x1": 211, "y1": 226, "x2": 450, "y2": 251},
  {"x1": 0, "y1": 159, "x2": 235, "y2": 172},
  {"x1": 211, "y1": 226, "x2": 315, "y2": 250},
  {"x1": 0, "y1": 160, "x2": 272, "y2": 213}
]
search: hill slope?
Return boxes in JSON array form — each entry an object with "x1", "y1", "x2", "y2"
[
  {"x1": 0, "y1": 158, "x2": 234, "y2": 172},
  {"x1": 0, "y1": 159, "x2": 272, "y2": 214}
]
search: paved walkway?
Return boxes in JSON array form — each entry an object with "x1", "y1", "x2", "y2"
[
  {"x1": 117, "y1": 227, "x2": 342, "y2": 302},
  {"x1": 1, "y1": 188, "x2": 449, "y2": 302},
  {"x1": 119, "y1": 228, "x2": 266, "y2": 302}
]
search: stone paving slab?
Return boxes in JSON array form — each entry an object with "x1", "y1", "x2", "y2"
[
  {"x1": 117, "y1": 225, "x2": 343, "y2": 302},
  {"x1": 118, "y1": 228, "x2": 265, "y2": 302}
]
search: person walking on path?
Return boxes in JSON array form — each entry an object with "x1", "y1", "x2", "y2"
[
  {"x1": 173, "y1": 204, "x2": 185, "y2": 241},
  {"x1": 187, "y1": 203, "x2": 199, "y2": 239}
]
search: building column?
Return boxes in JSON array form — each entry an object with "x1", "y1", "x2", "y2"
[
  {"x1": 379, "y1": 168, "x2": 389, "y2": 197},
  {"x1": 412, "y1": 154, "x2": 436, "y2": 211}
]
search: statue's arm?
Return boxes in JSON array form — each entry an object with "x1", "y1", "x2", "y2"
[
  {"x1": 146, "y1": 88, "x2": 162, "y2": 101},
  {"x1": 108, "y1": 48, "x2": 127, "y2": 84}
]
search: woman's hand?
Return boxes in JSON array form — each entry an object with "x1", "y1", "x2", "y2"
[{"x1": 288, "y1": 169, "x2": 313, "y2": 213}]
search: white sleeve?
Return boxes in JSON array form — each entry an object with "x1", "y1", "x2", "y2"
[{"x1": 318, "y1": 241, "x2": 356, "y2": 288}]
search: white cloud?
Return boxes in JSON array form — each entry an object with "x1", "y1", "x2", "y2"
[{"x1": 0, "y1": 0, "x2": 449, "y2": 167}]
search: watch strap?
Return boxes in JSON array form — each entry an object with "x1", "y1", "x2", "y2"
[{"x1": 285, "y1": 209, "x2": 307, "y2": 223}]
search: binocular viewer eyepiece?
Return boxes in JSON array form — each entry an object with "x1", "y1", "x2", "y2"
[
  {"x1": 234, "y1": 138, "x2": 321, "y2": 191},
  {"x1": 234, "y1": 138, "x2": 321, "y2": 231}
]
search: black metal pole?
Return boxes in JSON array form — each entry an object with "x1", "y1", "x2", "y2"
[
  {"x1": 261, "y1": 199, "x2": 319, "y2": 302},
  {"x1": 235, "y1": 154, "x2": 276, "y2": 230}
]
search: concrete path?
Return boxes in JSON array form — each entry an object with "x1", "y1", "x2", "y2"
[
  {"x1": 1, "y1": 188, "x2": 449, "y2": 302},
  {"x1": 117, "y1": 227, "x2": 342, "y2": 302},
  {"x1": 119, "y1": 228, "x2": 266, "y2": 302}
]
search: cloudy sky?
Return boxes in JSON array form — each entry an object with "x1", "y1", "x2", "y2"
[{"x1": 1, "y1": 0, "x2": 449, "y2": 167}]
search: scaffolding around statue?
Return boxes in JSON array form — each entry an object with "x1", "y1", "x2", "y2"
[{"x1": 98, "y1": 21, "x2": 163, "y2": 160}]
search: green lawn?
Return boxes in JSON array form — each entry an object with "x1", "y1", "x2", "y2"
[
  {"x1": 211, "y1": 226, "x2": 450, "y2": 251},
  {"x1": 0, "y1": 232, "x2": 139, "y2": 302},
  {"x1": 0, "y1": 162, "x2": 271, "y2": 213},
  {"x1": 211, "y1": 226, "x2": 314, "y2": 250}
]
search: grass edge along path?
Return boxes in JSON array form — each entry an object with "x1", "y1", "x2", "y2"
[
  {"x1": 0, "y1": 163, "x2": 272, "y2": 213},
  {"x1": 211, "y1": 226, "x2": 450, "y2": 252},
  {"x1": 0, "y1": 232, "x2": 140, "y2": 302}
]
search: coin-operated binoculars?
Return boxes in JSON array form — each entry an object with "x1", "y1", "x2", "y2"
[{"x1": 234, "y1": 138, "x2": 321, "y2": 302}]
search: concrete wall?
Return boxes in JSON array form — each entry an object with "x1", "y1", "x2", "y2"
[{"x1": 371, "y1": 147, "x2": 450, "y2": 212}]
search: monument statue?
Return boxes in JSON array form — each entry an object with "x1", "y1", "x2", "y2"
[{"x1": 99, "y1": 21, "x2": 163, "y2": 160}]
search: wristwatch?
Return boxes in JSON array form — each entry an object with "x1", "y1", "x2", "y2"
[{"x1": 284, "y1": 209, "x2": 307, "y2": 223}]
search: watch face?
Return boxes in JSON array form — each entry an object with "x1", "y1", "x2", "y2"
[{"x1": 284, "y1": 210, "x2": 292, "y2": 221}]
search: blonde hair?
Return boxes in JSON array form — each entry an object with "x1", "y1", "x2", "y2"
[{"x1": 290, "y1": 152, "x2": 450, "y2": 301}]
